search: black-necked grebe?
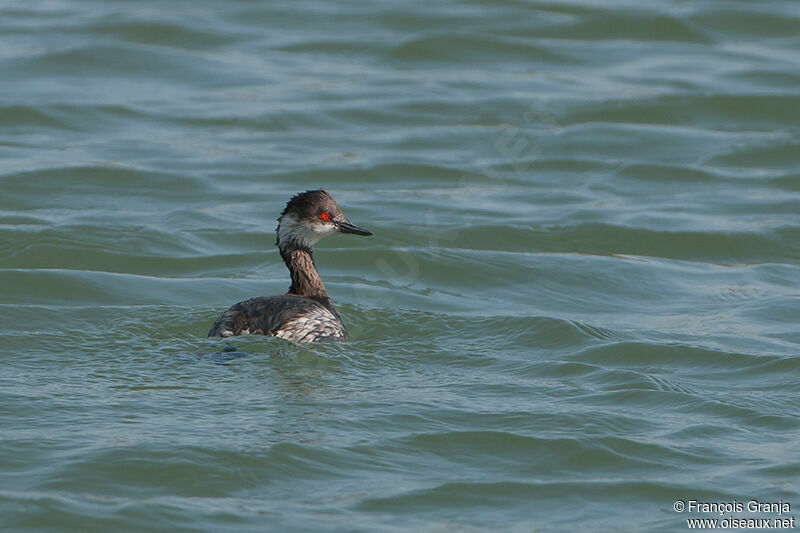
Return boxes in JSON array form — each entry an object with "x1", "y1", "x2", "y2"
[{"x1": 208, "y1": 190, "x2": 372, "y2": 342}]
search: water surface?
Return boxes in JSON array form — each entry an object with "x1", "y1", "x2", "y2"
[{"x1": 1, "y1": 0, "x2": 799, "y2": 531}]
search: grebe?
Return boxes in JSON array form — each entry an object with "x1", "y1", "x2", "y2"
[{"x1": 208, "y1": 190, "x2": 372, "y2": 342}]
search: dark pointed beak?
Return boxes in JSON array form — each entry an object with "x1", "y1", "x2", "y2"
[{"x1": 335, "y1": 220, "x2": 373, "y2": 236}]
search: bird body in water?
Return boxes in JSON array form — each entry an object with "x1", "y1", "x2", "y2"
[{"x1": 208, "y1": 190, "x2": 372, "y2": 342}]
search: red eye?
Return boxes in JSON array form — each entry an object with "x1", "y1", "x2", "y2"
[{"x1": 320, "y1": 212, "x2": 331, "y2": 222}]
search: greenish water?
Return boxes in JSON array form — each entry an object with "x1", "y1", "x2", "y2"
[{"x1": 1, "y1": 0, "x2": 799, "y2": 531}]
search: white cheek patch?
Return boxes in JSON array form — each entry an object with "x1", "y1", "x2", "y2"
[{"x1": 278, "y1": 213, "x2": 336, "y2": 249}]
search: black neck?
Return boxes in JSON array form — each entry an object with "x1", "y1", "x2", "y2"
[{"x1": 279, "y1": 246, "x2": 331, "y2": 308}]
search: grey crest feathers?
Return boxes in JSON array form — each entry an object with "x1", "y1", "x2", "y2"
[{"x1": 280, "y1": 189, "x2": 343, "y2": 221}]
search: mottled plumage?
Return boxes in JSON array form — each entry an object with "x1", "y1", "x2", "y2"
[
  {"x1": 208, "y1": 190, "x2": 372, "y2": 343},
  {"x1": 208, "y1": 295, "x2": 347, "y2": 342}
]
